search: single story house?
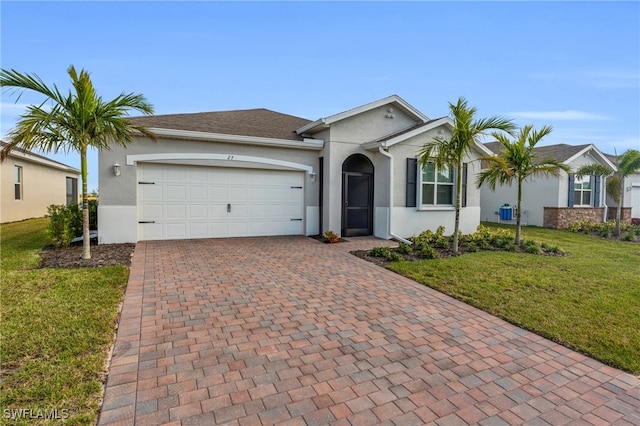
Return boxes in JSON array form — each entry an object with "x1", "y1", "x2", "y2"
[
  {"x1": 604, "y1": 153, "x2": 639, "y2": 222},
  {"x1": 0, "y1": 141, "x2": 80, "y2": 223},
  {"x1": 98, "y1": 95, "x2": 494, "y2": 244},
  {"x1": 480, "y1": 143, "x2": 617, "y2": 229}
]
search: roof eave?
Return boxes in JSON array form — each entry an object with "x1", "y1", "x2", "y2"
[
  {"x1": 564, "y1": 144, "x2": 618, "y2": 172},
  {"x1": 146, "y1": 127, "x2": 324, "y2": 150},
  {"x1": 3, "y1": 148, "x2": 80, "y2": 174}
]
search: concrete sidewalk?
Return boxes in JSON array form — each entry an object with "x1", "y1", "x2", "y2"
[{"x1": 99, "y1": 236, "x2": 639, "y2": 425}]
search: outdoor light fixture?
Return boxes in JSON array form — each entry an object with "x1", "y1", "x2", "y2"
[{"x1": 113, "y1": 163, "x2": 121, "y2": 177}]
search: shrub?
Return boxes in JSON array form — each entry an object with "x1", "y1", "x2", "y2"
[
  {"x1": 88, "y1": 199, "x2": 98, "y2": 230},
  {"x1": 418, "y1": 245, "x2": 439, "y2": 259},
  {"x1": 397, "y1": 242, "x2": 412, "y2": 255},
  {"x1": 623, "y1": 232, "x2": 635, "y2": 242},
  {"x1": 323, "y1": 230, "x2": 340, "y2": 243},
  {"x1": 522, "y1": 239, "x2": 541, "y2": 255},
  {"x1": 46, "y1": 204, "x2": 81, "y2": 248},
  {"x1": 369, "y1": 246, "x2": 402, "y2": 261}
]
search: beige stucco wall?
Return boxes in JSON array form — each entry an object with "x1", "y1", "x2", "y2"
[{"x1": 1, "y1": 155, "x2": 79, "y2": 223}]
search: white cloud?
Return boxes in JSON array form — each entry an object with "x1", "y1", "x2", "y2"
[{"x1": 509, "y1": 110, "x2": 611, "y2": 121}]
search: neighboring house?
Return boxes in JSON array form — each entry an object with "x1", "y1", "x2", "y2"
[
  {"x1": 0, "y1": 141, "x2": 80, "y2": 223},
  {"x1": 629, "y1": 171, "x2": 640, "y2": 220},
  {"x1": 98, "y1": 95, "x2": 493, "y2": 243},
  {"x1": 604, "y1": 153, "x2": 639, "y2": 221},
  {"x1": 480, "y1": 143, "x2": 617, "y2": 229}
]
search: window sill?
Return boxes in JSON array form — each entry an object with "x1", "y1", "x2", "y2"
[{"x1": 418, "y1": 206, "x2": 455, "y2": 211}]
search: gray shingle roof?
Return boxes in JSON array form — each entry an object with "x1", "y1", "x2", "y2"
[
  {"x1": 127, "y1": 109, "x2": 313, "y2": 141},
  {"x1": 0, "y1": 141, "x2": 80, "y2": 171},
  {"x1": 484, "y1": 142, "x2": 592, "y2": 162}
]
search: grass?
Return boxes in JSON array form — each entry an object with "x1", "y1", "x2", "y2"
[
  {"x1": 388, "y1": 223, "x2": 640, "y2": 374},
  {"x1": 1, "y1": 218, "x2": 129, "y2": 425}
]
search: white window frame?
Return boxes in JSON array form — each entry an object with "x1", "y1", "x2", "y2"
[
  {"x1": 419, "y1": 161, "x2": 455, "y2": 209},
  {"x1": 14, "y1": 165, "x2": 22, "y2": 200},
  {"x1": 574, "y1": 175, "x2": 592, "y2": 206}
]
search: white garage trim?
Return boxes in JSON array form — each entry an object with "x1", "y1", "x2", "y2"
[
  {"x1": 126, "y1": 153, "x2": 315, "y2": 176},
  {"x1": 141, "y1": 128, "x2": 324, "y2": 150}
]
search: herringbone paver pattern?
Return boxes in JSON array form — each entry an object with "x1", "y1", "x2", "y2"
[{"x1": 99, "y1": 236, "x2": 640, "y2": 425}]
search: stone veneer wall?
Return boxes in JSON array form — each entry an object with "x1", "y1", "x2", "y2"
[
  {"x1": 607, "y1": 207, "x2": 632, "y2": 222},
  {"x1": 543, "y1": 207, "x2": 605, "y2": 229}
]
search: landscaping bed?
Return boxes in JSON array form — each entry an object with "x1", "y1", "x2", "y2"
[{"x1": 39, "y1": 242, "x2": 135, "y2": 268}]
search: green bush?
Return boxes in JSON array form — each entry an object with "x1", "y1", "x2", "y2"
[
  {"x1": 397, "y1": 242, "x2": 412, "y2": 255},
  {"x1": 522, "y1": 239, "x2": 541, "y2": 255},
  {"x1": 369, "y1": 246, "x2": 402, "y2": 262},
  {"x1": 88, "y1": 199, "x2": 98, "y2": 230},
  {"x1": 46, "y1": 204, "x2": 81, "y2": 247},
  {"x1": 623, "y1": 232, "x2": 635, "y2": 242},
  {"x1": 418, "y1": 245, "x2": 439, "y2": 259}
]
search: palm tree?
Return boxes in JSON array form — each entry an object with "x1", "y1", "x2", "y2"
[
  {"x1": 418, "y1": 97, "x2": 515, "y2": 253},
  {"x1": 576, "y1": 149, "x2": 640, "y2": 237},
  {"x1": 1, "y1": 65, "x2": 156, "y2": 259},
  {"x1": 476, "y1": 125, "x2": 572, "y2": 245}
]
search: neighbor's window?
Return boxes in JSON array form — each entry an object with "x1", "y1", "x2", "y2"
[
  {"x1": 421, "y1": 162, "x2": 454, "y2": 206},
  {"x1": 14, "y1": 166, "x2": 22, "y2": 200},
  {"x1": 66, "y1": 177, "x2": 78, "y2": 206},
  {"x1": 574, "y1": 175, "x2": 592, "y2": 206}
]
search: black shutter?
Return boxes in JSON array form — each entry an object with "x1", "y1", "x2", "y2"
[
  {"x1": 406, "y1": 158, "x2": 418, "y2": 207},
  {"x1": 593, "y1": 175, "x2": 600, "y2": 207},
  {"x1": 568, "y1": 174, "x2": 575, "y2": 208},
  {"x1": 462, "y1": 163, "x2": 468, "y2": 208}
]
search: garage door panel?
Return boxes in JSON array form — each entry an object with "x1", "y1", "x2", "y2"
[
  {"x1": 138, "y1": 164, "x2": 305, "y2": 240},
  {"x1": 166, "y1": 185, "x2": 187, "y2": 201},
  {"x1": 189, "y1": 204, "x2": 208, "y2": 219},
  {"x1": 140, "y1": 185, "x2": 163, "y2": 200},
  {"x1": 166, "y1": 204, "x2": 187, "y2": 219}
]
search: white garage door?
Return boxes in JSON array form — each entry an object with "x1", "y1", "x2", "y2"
[
  {"x1": 632, "y1": 186, "x2": 640, "y2": 219},
  {"x1": 138, "y1": 163, "x2": 304, "y2": 240}
]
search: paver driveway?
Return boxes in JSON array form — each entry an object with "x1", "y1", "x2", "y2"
[{"x1": 99, "y1": 236, "x2": 640, "y2": 425}]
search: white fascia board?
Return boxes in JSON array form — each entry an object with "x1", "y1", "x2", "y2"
[
  {"x1": 7, "y1": 150, "x2": 80, "y2": 174},
  {"x1": 472, "y1": 140, "x2": 497, "y2": 157},
  {"x1": 148, "y1": 127, "x2": 324, "y2": 150},
  {"x1": 296, "y1": 94, "x2": 430, "y2": 135},
  {"x1": 565, "y1": 144, "x2": 618, "y2": 172}
]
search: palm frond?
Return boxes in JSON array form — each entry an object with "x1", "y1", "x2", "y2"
[
  {"x1": 618, "y1": 149, "x2": 640, "y2": 178},
  {"x1": 575, "y1": 164, "x2": 612, "y2": 179}
]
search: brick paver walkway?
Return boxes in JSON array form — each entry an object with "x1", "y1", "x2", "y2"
[{"x1": 99, "y1": 236, "x2": 640, "y2": 425}]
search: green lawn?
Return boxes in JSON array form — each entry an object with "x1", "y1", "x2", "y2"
[
  {"x1": 1, "y1": 218, "x2": 129, "y2": 425},
  {"x1": 389, "y1": 224, "x2": 640, "y2": 374}
]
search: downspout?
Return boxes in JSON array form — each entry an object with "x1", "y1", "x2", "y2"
[{"x1": 378, "y1": 146, "x2": 413, "y2": 245}]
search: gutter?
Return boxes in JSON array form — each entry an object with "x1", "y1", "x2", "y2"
[
  {"x1": 602, "y1": 175, "x2": 609, "y2": 222},
  {"x1": 378, "y1": 147, "x2": 413, "y2": 245}
]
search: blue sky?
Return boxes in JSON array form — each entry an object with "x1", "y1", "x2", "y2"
[{"x1": 2, "y1": 1, "x2": 639, "y2": 192}]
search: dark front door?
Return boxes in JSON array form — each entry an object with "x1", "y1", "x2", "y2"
[{"x1": 342, "y1": 172, "x2": 373, "y2": 236}]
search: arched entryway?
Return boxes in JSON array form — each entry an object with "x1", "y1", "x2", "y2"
[{"x1": 342, "y1": 154, "x2": 374, "y2": 236}]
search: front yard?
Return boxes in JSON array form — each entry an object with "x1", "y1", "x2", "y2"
[
  {"x1": 0, "y1": 218, "x2": 129, "y2": 425},
  {"x1": 1, "y1": 219, "x2": 638, "y2": 425},
  {"x1": 386, "y1": 224, "x2": 640, "y2": 374}
]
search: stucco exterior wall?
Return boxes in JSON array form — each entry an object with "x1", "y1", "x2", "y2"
[
  {"x1": 1, "y1": 155, "x2": 79, "y2": 223},
  {"x1": 98, "y1": 136, "x2": 321, "y2": 242},
  {"x1": 480, "y1": 152, "x2": 606, "y2": 227}
]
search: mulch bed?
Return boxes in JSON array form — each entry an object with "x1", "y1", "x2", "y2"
[{"x1": 39, "y1": 243, "x2": 136, "y2": 269}]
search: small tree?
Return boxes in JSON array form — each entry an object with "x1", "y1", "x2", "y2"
[
  {"x1": 477, "y1": 125, "x2": 572, "y2": 245},
  {"x1": 1, "y1": 65, "x2": 156, "y2": 259},
  {"x1": 418, "y1": 97, "x2": 515, "y2": 253},
  {"x1": 576, "y1": 149, "x2": 640, "y2": 237}
]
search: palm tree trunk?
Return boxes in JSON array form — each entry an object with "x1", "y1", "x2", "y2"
[
  {"x1": 516, "y1": 178, "x2": 522, "y2": 246},
  {"x1": 453, "y1": 162, "x2": 462, "y2": 253},
  {"x1": 81, "y1": 147, "x2": 91, "y2": 260},
  {"x1": 615, "y1": 179, "x2": 623, "y2": 237}
]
